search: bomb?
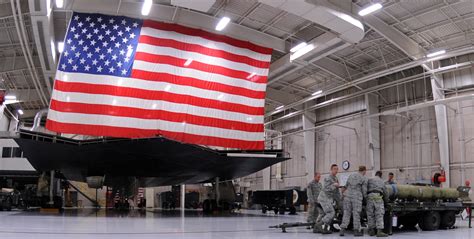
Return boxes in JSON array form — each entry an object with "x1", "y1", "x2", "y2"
[{"x1": 385, "y1": 184, "x2": 460, "y2": 201}]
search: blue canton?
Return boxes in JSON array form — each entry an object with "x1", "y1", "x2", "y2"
[{"x1": 58, "y1": 12, "x2": 143, "y2": 77}]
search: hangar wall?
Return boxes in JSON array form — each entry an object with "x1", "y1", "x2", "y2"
[{"x1": 244, "y1": 57, "x2": 473, "y2": 193}]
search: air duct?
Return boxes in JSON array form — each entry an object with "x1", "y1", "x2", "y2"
[
  {"x1": 171, "y1": 0, "x2": 216, "y2": 13},
  {"x1": 31, "y1": 108, "x2": 48, "y2": 131},
  {"x1": 259, "y1": 0, "x2": 364, "y2": 44}
]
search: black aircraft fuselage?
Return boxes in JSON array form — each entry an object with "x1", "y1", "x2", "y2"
[{"x1": 14, "y1": 130, "x2": 288, "y2": 187}]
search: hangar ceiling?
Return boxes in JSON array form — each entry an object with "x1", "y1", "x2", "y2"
[{"x1": 0, "y1": 0, "x2": 472, "y2": 120}]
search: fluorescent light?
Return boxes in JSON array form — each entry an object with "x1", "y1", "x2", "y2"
[
  {"x1": 215, "y1": 17, "x2": 231, "y2": 31},
  {"x1": 5, "y1": 95, "x2": 16, "y2": 100},
  {"x1": 290, "y1": 44, "x2": 315, "y2": 61},
  {"x1": 141, "y1": 0, "x2": 152, "y2": 16},
  {"x1": 184, "y1": 58, "x2": 193, "y2": 66},
  {"x1": 55, "y1": 0, "x2": 64, "y2": 8},
  {"x1": 57, "y1": 42, "x2": 64, "y2": 53},
  {"x1": 246, "y1": 72, "x2": 256, "y2": 79},
  {"x1": 290, "y1": 42, "x2": 307, "y2": 53},
  {"x1": 276, "y1": 105, "x2": 284, "y2": 110},
  {"x1": 426, "y1": 50, "x2": 446, "y2": 58},
  {"x1": 4, "y1": 100, "x2": 18, "y2": 104},
  {"x1": 17, "y1": 109, "x2": 24, "y2": 115},
  {"x1": 358, "y1": 3, "x2": 382, "y2": 16},
  {"x1": 312, "y1": 90, "x2": 322, "y2": 96}
]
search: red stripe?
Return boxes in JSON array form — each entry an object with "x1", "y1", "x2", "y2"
[
  {"x1": 54, "y1": 80, "x2": 264, "y2": 116},
  {"x1": 142, "y1": 20, "x2": 273, "y2": 55},
  {"x1": 131, "y1": 69, "x2": 266, "y2": 99},
  {"x1": 134, "y1": 52, "x2": 267, "y2": 84},
  {"x1": 46, "y1": 120, "x2": 264, "y2": 150},
  {"x1": 50, "y1": 99, "x2": 264, "y2": 132},
  {"x1": 138, "y1": 36, "x2": 270, "y2": 69}
]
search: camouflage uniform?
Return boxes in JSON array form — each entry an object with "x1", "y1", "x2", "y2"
[
  {"x1": 306, "y1": 180, "x2": 322, "y2": 223},
  {"x1": 367, "y1": 176, "x2": 387, "y2": 230},
  {"x1": 317, "y1": 175, "x2": 341, "y2": 225},
  {"x1": 340, "y1": 173, "x2": 368, "y2": 231}
]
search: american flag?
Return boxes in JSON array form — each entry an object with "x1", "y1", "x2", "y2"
[{"x1": 46, "y1": 12, "x2": 272, "y2": 150}]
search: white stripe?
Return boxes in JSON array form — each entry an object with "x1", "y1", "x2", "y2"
[
  {"x1": 140, "y1": 27, "x2": 272, "y2": 62},
  {"x1": 47, "y1": 109, "x2": 264, "y2": 141},
  {"x1": 55, "y1": 71, "x2": 265, "y2": 107},
  {"x1": 136, "y1": 43, "x2": 269, "y2": 76},
  {"x1": 52, "y1": 90, "x2": 263, "y2": 124},
  {"x1": 132, "y1": 60, "x2": 266, "y2": 92}
]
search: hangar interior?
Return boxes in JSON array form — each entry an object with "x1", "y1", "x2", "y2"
[{"x1": 0, "y1": 0, "x2": 473, "y2": 238}]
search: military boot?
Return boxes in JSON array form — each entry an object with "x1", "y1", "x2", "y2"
[
  {"x1": 376, "y1": 229, "x2": 388, "y2": 237},
  {"x1": 339, "y1": 228, "x2": 345, "y2": 236},
  {"x1": 368, "y1": 228, "x2": 376, "y2": 236},
  {"x1": 354, "y1": 229, "x2": 363, "y2": 237},
  {"x1": 321, "y1": 224, "x2": 332, "y2": 234}
]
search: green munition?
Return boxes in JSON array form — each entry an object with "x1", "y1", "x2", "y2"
[{"x1": 385, "y1": 185, "x2": 461, "y2": 201}]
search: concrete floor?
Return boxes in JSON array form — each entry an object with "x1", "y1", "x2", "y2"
[{"x1": 0, "y1": 209, "x2": 472, "y2": 238}]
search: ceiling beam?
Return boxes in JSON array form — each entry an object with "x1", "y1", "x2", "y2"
[
  {"x1": 266, "y1": 87, "x2": 304, "y2": 108},
  {"x1": 358, "y1": 8, "x2": 426, "y2": 60},
  {"x1": 60, "y1": 0, "x2": 287, "y2": 52},
  {"x1": 267, "y1": 32, "x2": 349, "y2": 85}
]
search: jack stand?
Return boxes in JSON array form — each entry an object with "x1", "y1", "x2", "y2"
[{"x1": 48, "y1": 170, "x2": 55, "y2": 206}]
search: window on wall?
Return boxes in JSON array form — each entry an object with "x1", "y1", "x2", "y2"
[
  {"x1": 1, "y1": 147, "x2": 22, "y2": 158},
  {"x1": 12, "y1": 147, "x2": 22, "y2": 157},
  {"x1": 2, "y1": 147, "x2": 11, "y2": 158}
]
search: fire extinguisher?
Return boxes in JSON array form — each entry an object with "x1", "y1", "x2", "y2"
[{"x1": 432, "y1": 169, "x2": 446, "y2": 187}]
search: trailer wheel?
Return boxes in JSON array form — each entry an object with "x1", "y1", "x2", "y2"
[
  {"x1": 440, "y1": 211, "x2": 456, "y2": 229},
  {"x1": 419, "y1": 211, "x2": 440, "y2": 231}
]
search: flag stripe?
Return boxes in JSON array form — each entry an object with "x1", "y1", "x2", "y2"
[
  {"x1": 138, "y1": 36, "x2": 270, "y2": 69},
  {"x1": 132, "y1": 61, "x2": 266, "y2": 92},
  {"x1": 134, "y1": 52, "x2": 267, "y2": 84},
  {"x1": 46, "y1": 120, "x2": 264, "y2": 149},
  {"x1": 50, "y1": 99, "x2": 263, "y2": 132},
  {"x1": 142, "y1": 20, "x2": 273, "y2": 55},
  {"x1": 47, "y1": 109, "x2": 263, "y2": 141},
  {"x1": 136, "y1": 43, "x2": 269, "y2": 76},
  {"x1": 52, "y1": 90, "x2": 263, "y2": 124},
  {"x1": 131, "y1": 70, "x2": 265, "y2": 99},
  {"x1": 54, "y1": 80, "x2": 265, "y2": 115},
  {"x1": 55, "y1": 72, "x2": 265, "y2": 108},
  {"x1": 140, "y1": 27, "x2": 271, "y2": 62}
]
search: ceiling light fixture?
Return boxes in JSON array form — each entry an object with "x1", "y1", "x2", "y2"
[
  {"x1": 55, "y1": 0, "x2": 64, "y2": 8},
  {"x1": 17, "y1": 109, "x2": 24, "y2": 115},
  {"x1": 5, "y1": 95, "x2": 16, "y2": 100},
  {"x1": 290, "y1": 42, "x2": 307, "y2": 53},
  {"x1": 290, "y1": 44, "x2": 315, "y2": 61},
  {"x1": 426, "y1": 50, "x2": 446, "y2": 58},
  {"x1": 141, "y1": 0, "x2": 152, "y2": 16},
  {"x1": 276, "y1": 105, "x2": 284, "y2": 110},
  {"x1": 215, "y1": 17, "x2": 231, "y2": 31},
  {"x1": 358, "y1": 3, "x2": 382, "y2": 16},
  {"x1": 312, "y1": 90, "x2": 322, "y2": 96},
  {"x1": 57, "y1": 42, "x2": 64, "y2": 53}
]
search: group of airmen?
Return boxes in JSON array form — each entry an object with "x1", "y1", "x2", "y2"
[{"x1": 307, "y1": 164, "x2": 397, "y2": 237}]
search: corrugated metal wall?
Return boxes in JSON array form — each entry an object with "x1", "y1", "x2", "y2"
[{"x1": 242, "y1": 55, "x2": 474, "y2": 195}]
